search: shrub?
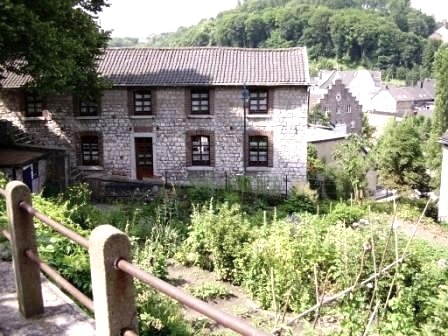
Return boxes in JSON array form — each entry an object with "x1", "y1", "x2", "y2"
[
  {"x1": 178, "y1": 201, "x2": 253, "y2": 281},
  {"x1": 278, "y1": 183, "x2": 318, "y2": 215},
  {"x1": 136, "y1": 285, "x2": 192, "y2": 336},
  {"x1": 326, "y1": 202, "x2": 367, "y2": 226}
]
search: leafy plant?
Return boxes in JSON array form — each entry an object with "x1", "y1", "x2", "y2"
[{"x1": 188, "y1": 282, "x2": 231, "y2": 301}]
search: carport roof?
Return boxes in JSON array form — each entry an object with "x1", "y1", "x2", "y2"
[{"x1": 0, "y1": 148, "x2": 47, "y2": 168}]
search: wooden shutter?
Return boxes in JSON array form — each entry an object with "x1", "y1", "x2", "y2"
[
  {"x1": 268, "y1": 88, "x2": 274, "y2": 115},
  {"x1": 127, "y1": 89, "x2": 134, "y2": 115},
  {"x1": 185, "y1": 88, "x2": 191, "y2": 116},
  {"x1": 151, "y1": 90, "x2": 156, "y2": 115},
  {"x1": 17, "y1": 90, "x2": 26, "y2": 114},
  {"x1": 185, "y1": 131, "x2": 193, "y2": 166},
  {"x1": 73, "y1": 95, "x2": 80, "y2": 116},
  {"x1": 209, "y1": 88, "x2": 215, "y2": 115},
  {"x1": 209, "y1": 131, "x2": 215, "y2": 166},
  {"x1": 267, "y1": 131, "x2": 274, "y2": 167}
]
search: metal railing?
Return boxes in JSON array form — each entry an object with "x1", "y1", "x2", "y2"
[{"x1": 0, "y1": 181, "x2": 269, "y2": 336}]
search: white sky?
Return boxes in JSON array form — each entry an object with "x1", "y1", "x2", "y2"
[
  {"x1": 98, "y1": 0, "x2": 239, "y2": 39},
  {"x1": 97, "y1": 0, "x2": 446, "y2": 40}
]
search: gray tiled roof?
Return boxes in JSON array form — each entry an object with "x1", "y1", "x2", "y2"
[
  {"x1": 1, "y1": 47, "x2": 310, "y2": 88},
  {"x1": 0, "y1": 70, "x2": 32, "y2": 88},
  {"x1": 388, "y1": 86, "x2": 434, "y2": 102}
]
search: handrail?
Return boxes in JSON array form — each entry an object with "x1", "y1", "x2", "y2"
[
  {"x1": 19, "y1": 201, "x2": 89, "y2": 249},
  {"x1": 0, "y1": 182, "x2": 270, "y2": 335},
  {"x1": 0, "y1": 222, "x2": 94, "y2": 312},
  {"x1": 117, "y1": 259, "x2": 269, "y2": 336},
  {"x1": 25, "y1": 249, "x2": 95, "y2": 312}
]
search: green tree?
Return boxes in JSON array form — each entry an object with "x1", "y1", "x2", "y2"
[
  {"x1": 375, "y1": 118, "x2": 430, "y2": 191},
  {"x1": 421, "y1": 39, "x2": 441, "y2": 78},
  {"x1": 0, "y1": 0, "x2": 110, "y2": 98},
  {"x1": 432, "y1": 45, "x2": 448, "y2": 134},
  {"x1": 309, "y1": 104, "x2": 331, "y2": 127},
  {"x1": 361, "y1": 113, "x2": 375, "y2": 145},
  {"x1": 424, "y1": 46, "x2": 448, "y2": 188},
  {"x1": 108, "y1": 37, "x2": 139, "y2": 47},
  {"x1": 332, "y1": 134, "x2": 371, "y2": 200}
]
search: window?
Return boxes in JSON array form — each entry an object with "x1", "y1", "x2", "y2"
[
  {"x1": 249, "y1": 136, "x2": 268, "y2": 166},
  {"x1": 79, "y1": 101, "x2": 99, "y2": 116},
  {"x1": 25, "y1": 93, "x2": 43, "y2": 117},
  {"x1": 249, "y1": 89, "x2": 268, "y2": 114},
  {"x1": 191, "y1": 90, "x2": 209, "y2": 114},
  {"x1": 346, "y1": 105, "x2": 352, "y2": 113},
  {"x1": 134, "y1": 91, "x2": 152, "y2": 115},
  {"x1": 350, "y1": 121, "x2": 356, "y2": 129},
  {"x1": 336, "y1": 107, "x2": 342, "y2": 114},
  {"x1": 81, "y1": 135, "x2": 100, "y2": 166},
  {"x1": 191, "y1": 135, "x2": 210, "y2": 166}
]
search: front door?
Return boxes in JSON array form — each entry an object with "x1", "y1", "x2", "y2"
[
  {"x1": 22, "y1": 166, "x2": 33, "y2": 191},
  {"x1": 135, "y1": 137, "x2": 153, "y2": 180}
]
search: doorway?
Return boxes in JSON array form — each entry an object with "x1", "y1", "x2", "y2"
[
  {"x1": 135, "y1": 137, "x2": 153, "y2": 180},
  {"x1": 22, "y1": 166, "x2": 33, "y2": 191}
]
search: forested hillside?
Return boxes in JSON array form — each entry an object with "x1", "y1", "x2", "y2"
[{"x1": 112, "y1": 0, "x2": 441, "y2": 82}]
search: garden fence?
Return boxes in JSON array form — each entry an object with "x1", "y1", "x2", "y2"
[{"x1": 0, "y1": 181, "x2": 269, "y2": 336}]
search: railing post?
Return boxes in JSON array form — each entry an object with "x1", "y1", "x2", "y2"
[
  {"x1": 5, "y1": 181, "x2": 44, "y2": 317},
  {"x1": 89, "y1": 225, "x2": 138, "y2": 335}
]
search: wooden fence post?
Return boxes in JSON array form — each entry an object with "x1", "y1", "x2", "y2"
[
  {"x1": 89, "y1": 224, "x2": 138, "y2": 335},
  {"x1": 5, "y1": 181, "x2": 44, "y2": 317}
]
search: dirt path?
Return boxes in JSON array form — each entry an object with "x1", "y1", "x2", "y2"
[
  {"x1": 398, "y1": 219, "x2": 448, "y2": 247},
  {"x1": 166, "y1": 262, "x2": 305, "y2": 335}
]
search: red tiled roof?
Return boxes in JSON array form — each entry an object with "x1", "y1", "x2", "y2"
[{"x1": 1, "y1": 47, "x2": 310, "y2": 88}]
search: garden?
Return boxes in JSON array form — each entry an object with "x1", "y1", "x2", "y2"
[{"x1": 0, "y1": 174, "x2": 447, "y2": 335}]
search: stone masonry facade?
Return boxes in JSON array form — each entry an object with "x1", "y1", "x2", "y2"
[
  {"x1": 0, "y1": 86, "x2": 308, "y2": 191},
  {"x1": 318, "y1": 79, "x2": 362, "y2": 134}
]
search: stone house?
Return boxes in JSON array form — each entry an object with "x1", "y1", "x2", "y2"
[
  {"x1": 0, "y1": 47, "x2": 310, "y2": 192},
  {"x1": 312, "y1": 78, "x2": 363, "y2": 134},
  {"x1": 310, "y1": 70, "x2": 381, "y2": 111}
]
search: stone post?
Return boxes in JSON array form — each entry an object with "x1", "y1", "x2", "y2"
[
  {"x1": 5, "y1": 181, "x2": 44, "y2": 317},
  {"x1": 89, "y1": 225, "x2": 138, "y2": 335}
]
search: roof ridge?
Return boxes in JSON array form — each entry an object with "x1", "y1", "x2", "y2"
[{"x1": 105, "y1": 46, "x2": 307, "y2": 52}]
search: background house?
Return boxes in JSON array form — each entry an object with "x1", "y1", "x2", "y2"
[
  {"x1": 315, "y1": 78, "x2": 363, "y2": 134},
  {"x1": 306, "y1": 125, "x2": 377, "y2": 196},
  {"x1": 309, "y1": 69, "x2": 382, "y2": 135},
  {"x1": 0, "y1": 47, "x2": 310, "y2": 193},
  {"x1": 311, "y1": 69, "x2": 382, "y2": 112},
  {"x1": 368, "y1": 80, "x2": 435, "y2": 136},
  {"x1": 430, "y1": 22, "x2": 448, "y2": 43}
]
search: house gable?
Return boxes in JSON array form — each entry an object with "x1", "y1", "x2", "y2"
[{"x1": 318, "y1": 79, "x2": 362, "y2": 134}]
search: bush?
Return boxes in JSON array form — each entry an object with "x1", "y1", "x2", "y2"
[
  {"x1": 178, "y1": 201, "x2": 253, "y2": 281},
  {"x1": 278, "y1": 183, "x2": 318, "y2": 215},
  {"x1": 326, "y1": 202, "x2": 367, "y2": 226}
]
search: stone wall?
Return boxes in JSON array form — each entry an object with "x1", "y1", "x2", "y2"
[{"x1": 0, "y1": 86, "x2": 308, "y2": 192}]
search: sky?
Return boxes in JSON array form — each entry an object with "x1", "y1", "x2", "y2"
[
  {"x1": 97, "y1": 0, "x2": 447, "y2": 40},
  {"x1": 98, "y1": 0, "x2": 239, "y2": 40}
]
